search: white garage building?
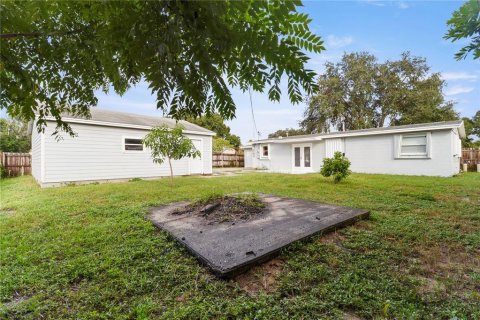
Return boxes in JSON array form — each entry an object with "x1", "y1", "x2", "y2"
[
  {"x1": 243, "y1": 120, "x2": 465, "y2": 177},
  {"x1": 30, "y1": 109, "x2": 214, "y2": 187}
]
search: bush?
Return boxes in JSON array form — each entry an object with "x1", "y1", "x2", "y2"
[
  {"x1": 320, "y1": 151, "x2": 351, "y2": 183},
  {"x1": 0, "y1": 164, "x2": 7, "y2": 179}
]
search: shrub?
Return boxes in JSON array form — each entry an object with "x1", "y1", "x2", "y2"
[
  {"x1": 0, "y1": 164, "x2": 7, "y2": 179},
  {"x1": 320, "y1": 151, "x2": 351, "y2": 183}
]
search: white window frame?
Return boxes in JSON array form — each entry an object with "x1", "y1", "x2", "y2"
[
  {"x1": 395, "y1": 132, "x2": 431, "y2": 159},
  {"x1": 260, "y1": 144, "x2": 270, "y2": 159},
  {"x1": 122, "y1": 136, "x2": 146, "y2": 153}
]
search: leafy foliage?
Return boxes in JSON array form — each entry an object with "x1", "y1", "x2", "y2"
[
  {"x1": 302, "y1": 52, "x2": 459, "y2": 133},
  {"x1": 142, "y1": 125, "x2": 200, "y2": 182},
  {"x1": 187, "y1": 114, "x2": 241, "y2": 148},
  {"x1": 0, "y1": 118, "x2": 31, "y2": 152},
  {"x1": 0, "y1": 0, "x2": 324, "y2": 136},
  {"x1": 444, "y1": 0, "x2": 480, "y2": 60},
  {"x1": 320, "y1": 151, "x2": 351, "y2": 183},
  {"x1": 462, "y1": 111, "x2": 480, "y2": 147},
  {"x1": 213, "y1": 138, "x2": 234, "y2": 153},
  {"x1": 268, "y1": 127, "x2": 306, "y2": 138}
]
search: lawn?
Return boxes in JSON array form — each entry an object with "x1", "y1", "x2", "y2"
[{"x1": 1, "y1": 173, "x2": 479, "y2": 319}]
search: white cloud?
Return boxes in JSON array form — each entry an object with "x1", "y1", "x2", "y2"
[
  {"x1": 398, "y1": 2, "x2": 409, "y2": 9},
  {"x1": 361, "y1": 0, "x2": 386, "y2": 7},
  {"x1": 444, "y1": 85, "x2": 475, "y2": 96},
  {"x1": 441, "y1": 72, "x2": 478, "y2": 81},
  {"x1": 327, "y1": 35, "x2": 353, "y2": 48}
]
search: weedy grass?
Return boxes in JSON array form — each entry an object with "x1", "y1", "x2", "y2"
[{"x1": 0, "y1": 173, "x2": 479, "y2": 319}]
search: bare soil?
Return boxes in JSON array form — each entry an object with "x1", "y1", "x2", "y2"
[{"x1": 171, "y1": 194, "x2": 266, "y2": 224}]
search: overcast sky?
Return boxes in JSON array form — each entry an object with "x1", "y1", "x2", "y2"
[{"x1": 66, "y1": 1, "x2": 480, "y2": 142}]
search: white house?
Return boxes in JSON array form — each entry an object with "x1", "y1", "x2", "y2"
[
  {"x1": 243, "y1": 120, "x2": 465, "y2": 177},
  {"x1": 30, "y1": 109, "x2": 214, "y2": 187}
]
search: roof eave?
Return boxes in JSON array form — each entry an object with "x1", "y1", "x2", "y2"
[{"x1": 43, "y1": 116, "x2": 216, "y2": 136}]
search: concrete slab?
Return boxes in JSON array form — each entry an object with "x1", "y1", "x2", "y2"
[{"x1": 147, "y1": 194, "x2": 369, "y2": 278}]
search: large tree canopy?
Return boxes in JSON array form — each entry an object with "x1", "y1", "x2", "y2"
[
  {"x1": 301, "y1": 52, "x2": 459, "y2": 133},
  {"x1": 0, "y1": 0, "x2": 323, "y2": 135},
  {"x1": 444, "y1": 0, "x2": 480, "y2": 60}
]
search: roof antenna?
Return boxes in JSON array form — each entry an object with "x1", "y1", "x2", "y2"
[{"x1": 249, "y1": 87, "x2": 259, "y2": 140}]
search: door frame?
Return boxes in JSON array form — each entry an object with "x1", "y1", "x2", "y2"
[
  {"x1": 291, "y1": 143, "x2": 314, "y2": 173},
  {"x1": 188, "y1": 138, "x2": 203, "y2": 174}
]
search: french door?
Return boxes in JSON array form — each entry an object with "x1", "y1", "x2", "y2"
[{"x1": 292, "y1": 144, "x2": 313, "y2": 173}]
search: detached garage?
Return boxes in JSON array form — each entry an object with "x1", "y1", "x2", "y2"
[{"x1": 30, "y1": 109, "x2": 214, "y2": 187}]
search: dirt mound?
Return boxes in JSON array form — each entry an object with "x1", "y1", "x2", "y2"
[{"x1": 172, "y1": 193, "x2": 266, "y2": 224}]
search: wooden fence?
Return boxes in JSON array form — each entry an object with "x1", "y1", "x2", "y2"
[
  {"x1": 461, "y1": 148, "x2": 479, "y2": 172},
  {"x1": 1, "y1": 152, "x2": 31, "y2": 177},
  {"x1": 213, "y1": 152, "x2": 244, "y2": 167}
]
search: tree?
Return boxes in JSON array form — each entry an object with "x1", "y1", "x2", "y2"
[
  {"x1": 213, "y1": 138, "x2": 234, "y2": 153},
  {"x1": 301, "y1": 52, "x2": 458, "y2": 133},
  {"x1": 463, "y1": 111, "x2": 480, "y2": 147},
  {"x1": 142, "y1": 125, "x2": 200, "y2": 184},
  {"x1": 472, "y1": 110, "x2": 480, "y2": 137},
  {"x1": 1, "y1": 0, "x2": 324, "y2": 136},
  {"x1": 444, "y1": 0, "x2": 480, "y2": 60},
  {"x1": 268, "y1": 128, "x2": 306, "y2": 138},
  {"x1": 320, "y1": 151, "x2": 351, "y2": 183},
  {"x1": 0, "y1": 118, "x2": 31, "y2": 152},
  {"x1": 187, "y1": 114, "x2": 241, "y2": 148}
]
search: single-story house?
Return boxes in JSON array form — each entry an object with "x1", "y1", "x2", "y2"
[
  {"x1": 242, "y1": 120, "x2": 465, "y2": 177},
  {"x1": 30, "y1": 109, "x2": 214, "y2": 187}
]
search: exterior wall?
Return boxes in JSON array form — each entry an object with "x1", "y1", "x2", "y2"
[
  {"x1": 246, "y1": 129, "x2": 458, "y2": 177},
  {"x1": 344, "y1": 129, "x2": 455, "y2": 177},
  {"x1": 248, "y1": 141, "x2": 324, "y2": 173},
  {"x1": 38, "y1": 121, "x2": 212, "y2": 185},
  {"x1": 451, "y1": 129, "x2": 461, "y2": 175},
  {"x1": 244, "y1": 149, "x2": 253, "y2": 168},
  {"x1": 31, "y1": 127, "x2": 42, "y2": 182}
]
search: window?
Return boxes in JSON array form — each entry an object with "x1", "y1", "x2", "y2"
[
  {"x1": 124, "y1": 138, "x2": 143, "y2": 151},
  {"x1": 396, "y1": 133, "x2": 430, "y2": 158},
  {"x1": 261, "y1": 144, "x2": 269, "y2": 158}
]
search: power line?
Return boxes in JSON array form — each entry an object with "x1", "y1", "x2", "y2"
[{"x1": 248, "y1": 87, "x2": 260, "y2": 140}]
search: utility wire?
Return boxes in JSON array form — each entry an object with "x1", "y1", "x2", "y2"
[{"x1": 248, "y1": 87, "x2": 259, "y2": 140}]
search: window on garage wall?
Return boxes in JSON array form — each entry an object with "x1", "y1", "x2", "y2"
[{"x1": 395, "y1": 132, "x2": 431, "y2": 159}]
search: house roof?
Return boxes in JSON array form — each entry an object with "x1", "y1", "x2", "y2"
[
  {"x1": 244, "y1": 120, "x2": 465, "y2": 146},
  {"x1": 48, "y1": 108, "x2": 215, "y2": 135}
]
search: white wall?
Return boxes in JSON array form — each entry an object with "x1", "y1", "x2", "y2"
[
  {"x1": 248, "y1": 141, "x2": 324, "y2": 173},
  {"x1": 246, "y1": 129, "x2": 458, "y2": 177},
  {"x1": 344, "y1": 129, "x2": 456, "y2": 177},
  {"x1": 31, "y1": 127, "x2": 42, "y2": 182},
  {"x1": 244, "y1": 149, "x2": 253, "y2": 168},
  {"x1": 38, "y1": 121, "x2": 212, "y2": 185}
]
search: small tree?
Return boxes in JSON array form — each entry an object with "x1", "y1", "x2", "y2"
[
  {"x1": 320, "y1": 151, "x2": 351, "y2": 183},
  {"x1": 143, "y1": 125, "x2": 200, "y2": 184}
]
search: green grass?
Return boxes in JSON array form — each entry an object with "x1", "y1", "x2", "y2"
[{"x1": 1, "y1": 173, "x2": 479, "y2": 319}]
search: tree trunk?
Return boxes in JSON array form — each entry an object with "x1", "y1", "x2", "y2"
[{"x1": 168, "y1": 158, "x2": 174, "y2": 186}]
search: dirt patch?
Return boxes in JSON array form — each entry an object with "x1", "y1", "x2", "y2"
[
  {"x1": 233, "y1": 258, "x2": 285, "y2": 296},
  {"x1": 172, "y1": 193, "x2": 266, "y2": 224},
  {"x1": 0, "y1": 207, "x2": 16, "y2": 216},
  {"x1": 3, "y1": 292, "x2": 30, "y2": 309}
]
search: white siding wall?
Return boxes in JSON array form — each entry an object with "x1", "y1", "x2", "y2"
[
  {"x1": 244, "y1": 149, "x2": 253, "y2": 168},
  {"x1": 248, "y1": 141, "x2": 324, "y2": 173},
  {"x1": 31, "y1": 127, "x2": 42, "y2": 182},
  {"x1": 202, "y1": 136, "x2": 213, "y2": 174},
  {"x1": 325, "y1": 138, "x2": 344, "y2": 158},
  {"x1": 40, "y1": 121, "x2": 212, "y2": 185},
  {"x1": 451, "y1": 129, "x2": 461, "y2": 175},
  {"x1": 343, "y1": 129, "x2": 455, "y2": 177}
]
